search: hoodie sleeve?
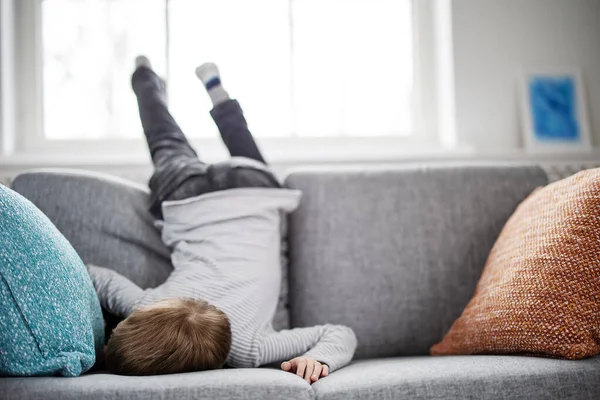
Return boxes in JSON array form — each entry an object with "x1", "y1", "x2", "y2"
[
  {"x1": 256, "y1": 324, "x2": 357, "y2": 372},
  {"x1": 87, "y1": 265, "x2": 145, "y2": 317}
]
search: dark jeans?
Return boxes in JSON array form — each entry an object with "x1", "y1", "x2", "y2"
[{"x1": 132, "y1": 67, "x2": 280, "y2": 219}]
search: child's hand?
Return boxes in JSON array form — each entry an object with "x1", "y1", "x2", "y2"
[{"x1": 281, "y1": 357, "x2": 329, "y2": 384}]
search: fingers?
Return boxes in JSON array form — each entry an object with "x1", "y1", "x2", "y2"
[
  {"x1": 296, "y1": 360, "x2": 306, "y2": 381},
  {"x1": 303, "y1": 359, "x2": 314, "y2": 383},
  {"x1": 283, "y1": 358, "x2": 329, "y2": 384},
  {"x1": 311, "y1": 362, "x2": 323, "y2": 382}
]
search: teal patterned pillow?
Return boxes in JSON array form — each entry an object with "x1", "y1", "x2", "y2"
[{"x1": 0, "y1": 184, "x2": 104, "y2": 376}]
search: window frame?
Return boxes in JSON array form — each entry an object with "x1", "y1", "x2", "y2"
[{"x1": 3, "y1": 0, "x2": 441, "y2": 164}]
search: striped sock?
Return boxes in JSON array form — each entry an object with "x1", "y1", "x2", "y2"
[{"x1": 195, "y1": 63, "x2": 230, "y2": 106}]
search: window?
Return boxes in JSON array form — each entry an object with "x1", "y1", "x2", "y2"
[{"x1": 7, "y1": 0, "x2": 437, "y2": 160}]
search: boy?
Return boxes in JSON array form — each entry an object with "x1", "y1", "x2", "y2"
[{"x1": 87, "y1": 57, "x2": 357, "y2": 382}]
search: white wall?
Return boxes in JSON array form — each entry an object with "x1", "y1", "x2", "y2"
[{"x1": 451, "y1": 0, "x2": 600, "y2": 150}]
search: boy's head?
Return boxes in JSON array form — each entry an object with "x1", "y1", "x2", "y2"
[{"x1": 105, "y1": 298, "x2": 231, "y2": 375}]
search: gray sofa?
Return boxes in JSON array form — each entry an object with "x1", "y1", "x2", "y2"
[{"x1": 2, "y1": 164, "x2": 600, "y2": 400}]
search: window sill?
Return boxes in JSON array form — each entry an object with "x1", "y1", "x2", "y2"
[
  {"x1": 3, "y1": 136, "x2": 451, "y2": 166},
  {"x1": 1, "y1": 145, "x2": 599, "y2": 170}
]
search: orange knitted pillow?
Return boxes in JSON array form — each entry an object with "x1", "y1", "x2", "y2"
[{"x1": 431, "y1": 168, "x2": 600, "y2": 359}]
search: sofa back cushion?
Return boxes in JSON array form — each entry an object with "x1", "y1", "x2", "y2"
[
  {"x1": 285, "y1": 165, "x2": 548, "y2": 358},
  {"x1": 11, "y1": 170, "x2": 172, "y2": 290},
  {"x1": 0, "y1": 184, "x2": 104, "y2": 376},
  {"x1": 431, "y1": 168, "x2": 600, "y2": 359}
]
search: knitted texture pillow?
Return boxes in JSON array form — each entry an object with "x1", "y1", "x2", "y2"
[
  {"x1": 0, "y1": 184, "x2": 104, "y2": 376},
  {"x1": 431, "y1": 168, "x2": 600, "y2": 359}
]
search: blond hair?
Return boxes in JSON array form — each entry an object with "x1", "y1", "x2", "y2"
[{"x1": 105, "y1": 298, "x2": 231, "y2": 375}]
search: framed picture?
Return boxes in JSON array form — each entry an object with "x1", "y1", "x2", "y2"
[{"x1": 520, "y1": 68, "x2": 591, "y2": 152}]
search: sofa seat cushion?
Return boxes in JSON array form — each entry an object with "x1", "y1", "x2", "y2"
[
  {"x1": 0, "y1": 368, "x2": 314, "y2": 400},
  {"x1": 312, "y1": 356, "x2": 600, "y2": 400}
]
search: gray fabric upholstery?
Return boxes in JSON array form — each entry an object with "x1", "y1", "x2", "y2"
[
  {"x1": 0, "y1": 368, "x2": 314, "y2": 400},
  {"x1": 11, "y1": 169, "x2": 172, "y2": 289},
  {"x1": 541, "y1": 163, "x2": 600, "y2": 182},
  {"x1": 312, "y1": 356, "x2": 600, "y2": 400},
  {"x1": 285, "y1": 165, "x2": 548, "y2": 359}
]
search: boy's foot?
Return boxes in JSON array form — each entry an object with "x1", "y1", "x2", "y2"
[
  {"x1": 195, "y1": 62, "x2": 230, "y2": 106},
  {"x1": 135, "y1": 55, "x2": 152, "y2": 70},
  {"x1": 131, "y1": 55, "x2": 167, "y2": 103},
  {"x1": 195, "y1": 62, "x2": 221, "y2": 88}
]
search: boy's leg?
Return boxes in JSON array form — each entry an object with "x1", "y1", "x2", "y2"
[
  {"x1": 132, "y1": 57, "x2": 208, "y2": 217},
  {"x1": 210, "y1": 100, "x2": 267, "y2": 164},
  {"x1": 132, "y1": 57, "x2": 199, "y2": 170},
  {"x1": 196, "y1": 63, "x2": 267, "y2": 164}
]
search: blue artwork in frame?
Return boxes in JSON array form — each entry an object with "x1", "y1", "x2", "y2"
[
  {"x1": 521, "y1": 69, "x2": 591, "y2": 151},
  {"x1": 529, "y1": 76, "x2": 579, "y2": 142}
]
